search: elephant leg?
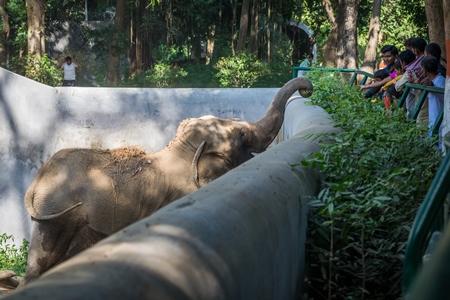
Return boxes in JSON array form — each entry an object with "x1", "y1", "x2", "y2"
[{"x1": 21, "y1": 217, "x2": 107, "y2": 286}]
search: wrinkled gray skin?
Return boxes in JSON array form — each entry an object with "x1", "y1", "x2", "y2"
[{"x1": 21, "y1": 77, "x2": 313, "y2": 285}]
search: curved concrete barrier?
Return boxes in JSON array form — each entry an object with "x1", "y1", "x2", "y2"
[
  {"x1": 6, "y1": 97, "x2": 338, "y2": 299},
  {"x1": 0, "y1": 67, "x2": 281, "y2": 244}
]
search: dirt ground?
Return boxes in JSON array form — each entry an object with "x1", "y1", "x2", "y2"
[
  {"x1": 0, "y1": 275, "x2": 20, "y2": 298},
  {"x1": 0, "y1": 286, "x2": 15, "y2": 298}
]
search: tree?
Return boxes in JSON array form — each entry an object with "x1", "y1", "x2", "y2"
[
  {"x1": 236, "y1": 0, "x2": 250, "y2": 52},
  {"x1": 424, "y1": 0, "x2": 446, "y2": 55},
  {"x1": 25, "y1": 0, "x2": 45, "y2": 57},
  {"x1": 360, "y1": 0, "x2": 381, "y2": 74},
  {"x1": 321, "y1": 0, "x2": 337, "y2": 67},
  {"x1": 107, "y1": 0, "x2": 127, "y2": 85},
  {"x1": 335, "y1": 0, "x2": 361, "y2": 69},
  {"x1": 0, "y1": 0, "x2": 10, "y2": 64},
  {"x1": 248, "y1": 0, "x2": 260, "y2": 54}
]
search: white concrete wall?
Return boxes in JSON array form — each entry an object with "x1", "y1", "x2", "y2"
[
  {"x1": 6, "y1": 97, "x2": 338, "y2": 299},
  {"x1": 0, "y1": 67, "x2": 279, "y2": 243}
]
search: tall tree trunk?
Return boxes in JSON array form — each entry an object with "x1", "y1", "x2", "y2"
[
  {"x1": 424, "y1": 0, "x2": 446, "y2": 56},
  {"x1": 360, "y1": 0, "x2": 381, "y2": 75},
  {"x1": 236, "y1": 0, "x2": 251, "y2": 53},
  {"x1": 0, "y1": 0, "x2": 10, "y2": 65},
  {"x1": 321, "y1": 0, "x2": 337, "y2": 67},
  {"x1": 134, "y1": 0, "x2": 144, "y2": 75},
  {"x1": 166, "y1": 0, "x2": 173, "y2": 47},
  {"x1": 267, "y1": 0, "x2": 271, "y2": 62},
  {"x1": 248, "y1": 0, "x2": 260, "y2": 54},
  {"x1": 335, "y1": 0, "x2": 360, "y2": 69},
  {"x1": 206, "y1": 24, "x2": 216, "y2": 65},
  {"x1": 442, "y1": 0, "x2": 450, "y2": 140},
  {"x1": 230, "y1": 0, "x2": 237, "y2": 55},
  {"x1": 25, "y1": 0, "x2": 45, "y2": 57},
  {"x1": 107, "y1": 0, "x2": 127, "y2": 85}
]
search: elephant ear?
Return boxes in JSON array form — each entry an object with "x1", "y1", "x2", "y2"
[{"x1": 191, "y1": 139, "x2": 245, "y2": 188}]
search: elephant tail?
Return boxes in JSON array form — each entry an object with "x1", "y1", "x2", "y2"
[
  {"x1": 25, "y1": 198, "x2": 82, "y2": 221},
  {"x1": 24, "y1": 179, "x2": 82, "y2": 220}
]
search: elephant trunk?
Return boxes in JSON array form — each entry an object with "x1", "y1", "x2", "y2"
[{"x1": 248, "y1": 77, "x2": 313, "y2": 152}]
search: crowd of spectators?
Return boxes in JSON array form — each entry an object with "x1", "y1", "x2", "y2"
[{"x1": 359, "y1": 38, "x2": 446, "y2": 140}]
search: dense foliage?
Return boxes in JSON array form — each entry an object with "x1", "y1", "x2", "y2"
[
  {"x1": 302, "y1": 71, "x2": 443, "y2": 299},
  {"x1": 0, "y1": 233, "x2": 28, "y2": 276},
  {"x1": 0, "y1": 0, "x2": 429, "y2": 87}
]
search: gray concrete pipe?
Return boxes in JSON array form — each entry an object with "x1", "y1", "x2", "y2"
[{"x1": 6, "y1": 97, "x2": 338, "y2": 300}]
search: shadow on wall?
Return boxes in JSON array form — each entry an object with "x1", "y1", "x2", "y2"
[{"x1": 0, "y1": 67, "x2": 281, "y2": 244}]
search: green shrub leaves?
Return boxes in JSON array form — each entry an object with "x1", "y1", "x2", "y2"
[{"x1": 303, "y1": 71, "x2": 443, "y2": 299}]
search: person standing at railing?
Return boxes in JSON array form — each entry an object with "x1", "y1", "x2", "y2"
[
  {"x1": 424, "y1": 42, "x2": 446, "y2": 77},
  {"x1": 297, "y1": 53, "x2": 314, "y2": 77},
  {"x1": 392, "y1": 50, "x2": 417, "y2": 100},
  {"x1": 359, "y1": 45, "x2": 398, "y2": 98},
  {"x1": 419, "y1": 56, "x2": 445, "y2": 143},
  {"x1": 405, "y1": 38, "x2": 428, "y2": 122}
]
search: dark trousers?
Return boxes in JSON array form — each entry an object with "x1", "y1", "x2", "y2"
[{"x1": 62, "y1": 80, "x2": 76, "y2": 86}]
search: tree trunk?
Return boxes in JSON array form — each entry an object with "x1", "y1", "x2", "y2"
[
  {"x1": 321, "y1": 0, "x2": 337, "y2": 67},
  {"x1": 0, "y1": 0, "x2": 10, "y2": 65},
  {"x1": 25, "y1": 0, "x2": 45, "y2": 57},
  {"x1": 248, "y1": 0, "x2": 260, "y2": 54},
  {"x1": 424, "y1": 0, "x2": 446, "y2": 56},
  {"x1": 335, "y1": 0, "x2": 361, "y2": 69},
  {"x1": 107, "y1": 0, "x2": 127, "y2": 85},
  {"x1": 236, "y1": 0, "x2": 250, "y2": 53},
  {"x1": 230, "y1": 0, "x2": 237, "y2": 55},
  {"x1": 360, "y1": 0, "x2": 381, "y2": 74},
  {"x1": 442, "y1": 0, "x2": 450, "y2": 140},
  {"x1": 134, "y1": 0, "x2": 144, "y2": 75},
  {"x1": 267, "y1": 0, "x2": 271, "y2": 62},
  {"x1": 206, "y1": 25, "x2": 216, "y2": 65}
]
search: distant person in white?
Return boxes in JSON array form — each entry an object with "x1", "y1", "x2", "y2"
[{"x1": 58, "y1": 56, "x2": 82, "y2": 86}]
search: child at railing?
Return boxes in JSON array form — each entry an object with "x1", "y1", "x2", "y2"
[
  {"x1": 382, "y1": 59, "x2": 404, "y2": 113},
  {"x1": 420, "y1": 56, "x2": 445, "y2": 144}
]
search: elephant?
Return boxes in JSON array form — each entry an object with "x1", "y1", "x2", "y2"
[{"x1": 21, "y1": 77, "x2": 313, "y2": 285}]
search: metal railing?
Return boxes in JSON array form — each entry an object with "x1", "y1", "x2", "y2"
[
  {"x1": 291, "y1": 67, "x2": 374, "y2": 86},
  {"x1": 292, "y1": 67, "x2": 445, "y2": 136},
  {"x1": 397, "y1": 83, "x2": 445, "y2": 135},
  {"x1": 292, "y1": 66, "x2": 449, "y2": 297},
  {"x1": 402, "y1": 132, "x2": 450, "y2": 297}
]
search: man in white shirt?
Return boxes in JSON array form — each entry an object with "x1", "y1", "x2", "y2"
[{"x1": 58, "y1": 56, "x2": 82, "y2": 86}]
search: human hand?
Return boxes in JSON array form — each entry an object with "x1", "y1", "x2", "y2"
[{"x1": 421, "y1": 78, "x2": 433, "y2": 86}]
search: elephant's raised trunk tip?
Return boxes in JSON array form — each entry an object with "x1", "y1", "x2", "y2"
[{"x1": 249, "y1": 77, "x2": 313, "y2": 151}]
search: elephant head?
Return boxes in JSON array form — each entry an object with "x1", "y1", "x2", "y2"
[
  {"x1": 21, "y1": 77, "x2": 313, "y2": 285},
  {"x1": 170, "y1": 76, "x2": 313, "y2": 187}
]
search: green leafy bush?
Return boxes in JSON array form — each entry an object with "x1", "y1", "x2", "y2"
[
  {"x1": 214, "y1": 52, "x2": 267, "y2": 88},
  {"x1": 124, "y1": 61, "x2": 188, "y2": 88},
  {"x1": 0, "y1": 233, "x2": 28, "y2": 276},
  {"x1": 302, "y1": 71, "x2": 443, "y2": 299},
  {"x1": 24, "y1": 54, "x2": 62, "y2": 87}
]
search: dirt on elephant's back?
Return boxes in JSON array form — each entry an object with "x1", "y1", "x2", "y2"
[{"x1": 108, "y1": 146, "x2": 147, "y2": 163}]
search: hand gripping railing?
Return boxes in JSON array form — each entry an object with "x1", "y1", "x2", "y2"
[{"x1": 402, "y1": 132, "x2": 450, "y2": 297}]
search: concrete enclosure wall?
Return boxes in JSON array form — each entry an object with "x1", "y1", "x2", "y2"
[
  {"x1": 7, "y1": 97, "x2": 338, "y2": 299},
  {"x1": 0, "y1": 67, "x2": 280, "y2": 243}
]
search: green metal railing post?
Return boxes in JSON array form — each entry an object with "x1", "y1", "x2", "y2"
[{"x1": 411, "y1": 90, "x2": 429, "y2": 120}]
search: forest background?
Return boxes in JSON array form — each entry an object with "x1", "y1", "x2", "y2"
[{"x1": 0, "y1": 0, "x2": 447, "y2": 89}]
